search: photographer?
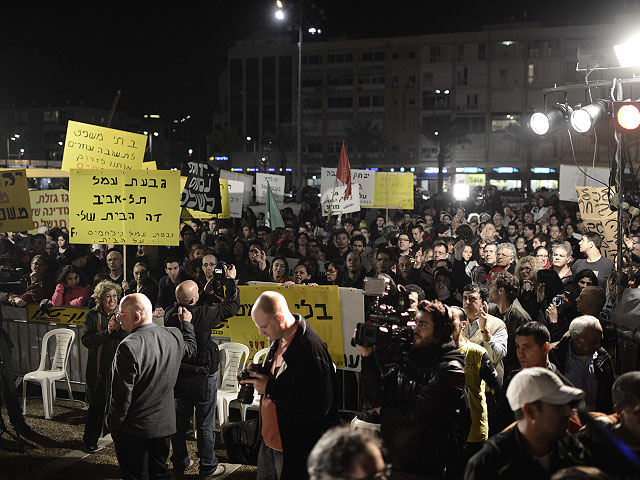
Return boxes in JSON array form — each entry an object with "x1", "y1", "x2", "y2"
[
  {"x1": 356, "y1": 300, "x2": 468, "y2": 480},
  {"x1": 164, "y1": 264, "x2": 240, "y2": 477}
]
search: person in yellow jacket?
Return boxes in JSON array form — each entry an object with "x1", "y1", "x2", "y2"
[{"x1": 448, "y1": 306, "x2": 503, "y2": 480}]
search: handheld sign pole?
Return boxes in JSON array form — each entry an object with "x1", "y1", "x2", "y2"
[{"x1": 328, "y1": 175, "x2": 339, "y2": 219}]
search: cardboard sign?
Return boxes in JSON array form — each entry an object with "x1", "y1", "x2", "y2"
[
  {"x1": 227, "y1": 179, "x2": 244, "y2": 218},
  {"x1": 321, "y1": 183, "x2": 361, "y2": 216},
  {"x1": 220, "y1": 170, "x2": 253, "y2": 205},
  {"x1": 225, "y1": 285, "x2": 345, "y2": 367},
  {"x1": 180, "y1": 177, "x2": 231, "y2": 219},
  {"x1": 321, "y1": 167, "x2": 375, "y2": 206},
  {"x1": 142, "y1": 161, "x2": 157, "y2": 170},
  {"x1": 372, "y1": 172, "x2": 414, "y2": 209},
  {"x1": 28, "y1": 189, "x2": 69, "y2": 233},
  {"x1": 61, "y1": 120, "x2": 146, "y2": 171},
  {"x1": 576, "y1": 186, "x2": 618, "y2": 259},
  {"x1": 560, "y1": 165, "x2": 610, "y2": 202},
  {"x1": 255, "y1": 173, "x2": 285, "y2": 203},
  {"x1": 0, "y1": 168, "x2": 33, "y2": 233},
  {"x1": 180, "y1": 161, "x2": 223, "y2": 214},
  {"x1": 69, "y1": 169, "x2": 180, "y2": 245}
]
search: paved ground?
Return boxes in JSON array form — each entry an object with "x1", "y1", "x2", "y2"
[{"x1": 0, "y1": 398, "x2": 257, "y2": 479}]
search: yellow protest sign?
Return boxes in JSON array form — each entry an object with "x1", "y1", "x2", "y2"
[
  {"x1": 28, "y1": 189, "x2": 69, "y2": 233},
  {"x1": 27, "y1": 304, "x2": 88, "y2": 326},
  {"x1": 372, "y1": 172, "x2": 414, "y2": 209},
  {"x1": 69, "y1": 169, "x2": 180, "y2": 245},
  {"x1": 0, "y1": 169, "x2": 34, "y2": 233},
  {"x1": 180, "y1": 176, "x2": 230, "y2": 219},
  {"x1": 576, "y1": 186, "x2": 618, "y2": 259},
  {"x1": 61, "y1": 120, "x2": 146, "y2": 171},
  {"x1": 225, "y1": 285, "x2": 345, "y2": 367},
  {"x1": 142, "y1": 161, "x2": 157, "y2": 170}
]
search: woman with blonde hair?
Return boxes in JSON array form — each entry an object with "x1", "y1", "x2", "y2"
[{"x1": 81, "y1": 280, "x2": 126, "y2": 452}]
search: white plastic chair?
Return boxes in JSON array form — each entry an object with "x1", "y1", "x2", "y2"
[
  {"x1": 350, "y1": 416, "x2": 381, "y2": 435},
  {"x1": 239, "y1": 347, "x2": 270, "y2": 421},
  {"x1": 217, "y1": 342, "x2": 249, "y2": 426},
  {"x1": 23, "y1": 328, "x2": 76, "y2": 419}
]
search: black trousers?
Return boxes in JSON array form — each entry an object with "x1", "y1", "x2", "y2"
[
  {"x1": 83, "y1": 401, "x2": 105, "y2": 446},
  {"x1": 114, "y1": 430, "x2": 174, "y2": 480}
]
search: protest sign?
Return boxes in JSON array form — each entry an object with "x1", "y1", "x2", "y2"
[
  {"x1": 321, "y1": 167, "x2": 375, "y2": 206},
  {"x1": 220, "y1": 170, "x2": 253, "y2": 205},
  {"x1": 61, "y1": 120, "x2": 146, "y2": 171},
  {"x1": 69, "y1": 169, "x2": 180, "y2": 245},
  {"x1": 180, "y1": 161, "x2": 223, "y2": 214},
  {"x1": 255, "y1": 173, "x2": 285, "y2": 203},
  {"x1": 321, "y1": 183, "x2": 361, "y2": 216},
  {"x1": 372, "y1": 172, "x2": 414, "y2": 209},
  {"x1": 0, "y1": 168, "x2": 33, "y2": 233},
  {"x1": 28, "y1": 189, "x2": 69, "y2": 233},
  {"x1": 27, "y1": 304, "x2": 88, "y2": 326},
  {"x1": 227, "y1": 179, "x2": 244, "y2": 218},
  {"x1": 180, "y1": 177, "x2": 230, "y2": 219},
  {"x1": 142, "y1": 161, "x2": 157, "y2": 170},
  {"x1": 560, "y1": 165, "x2": 610, "y2": 202},
  {"x1": 224, "y1": 285, "x2": 345, "y2": 367},
  {"x1": 576, "y1": 185, "x2": 618, "y2": 259}
]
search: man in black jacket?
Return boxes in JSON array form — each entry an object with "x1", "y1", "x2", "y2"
[
  {"x1": 239, "y1": 291, "x2": 338, "y2": 480},
  {"x1": 356, "y1": 300, "x2": 468, "y2": 479},
  {"x1": 465, "y1": 368, "x2": 591, "y2": 480},
  {"x1": 106, "y1": 293, "x2": 196, "y2": 480},
  {"x1": 164, "y1": 274, "x2": 240, "y2": 477}
]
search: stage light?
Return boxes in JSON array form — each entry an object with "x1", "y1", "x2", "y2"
[
  {"x1": 614, "y1": 102, "x2": 640, "y2": 131},
  {"x1": 530, "y1": 104, "x2": 572, "y2": 135},
  {"x1": 570, "y1": 100, "x2": 609, "y2": 133},
  {"x1": 615, "y1": 36, "x2": 640, "y2": 68},
  {"x1": 453, "y1": 183, "x2": 469, "y2": 201}
]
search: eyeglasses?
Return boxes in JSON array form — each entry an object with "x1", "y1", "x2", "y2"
[
  {"x1": 519, "y1": 267, "x2": 532, "y2": 272},
  {"x1": 116, "y1": 311, "x2": 134, "y2": 321},
  {"x1": 327, "y1": 269, "x2": 338, "y2": 274}
]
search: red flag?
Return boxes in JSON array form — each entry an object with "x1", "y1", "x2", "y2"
[{"x1": 336, "y1": 140, "x2": 352, "y2": 200}]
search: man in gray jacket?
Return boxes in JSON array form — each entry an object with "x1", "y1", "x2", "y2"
[{"x1": 106, "y1": 293, "x2": 196, "y2": 480}]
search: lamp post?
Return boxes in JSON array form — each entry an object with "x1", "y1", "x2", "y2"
[
  {"x1": 275, "y1": 1, "x2": 321, "y2": 201},
  {"x1": 247, "y1": 136, "x2": 256, "y2": 170}
]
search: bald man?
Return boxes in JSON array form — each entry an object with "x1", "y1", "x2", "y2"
[
  {"x1": 240, "y1": 291, "x2": 338, "y2": 480},
  {"x1": 164, "y1": 279, "x2": 240, "y2": 477},
  {"x1": 106, "y1": 293, "x2": 196, "y2": 480}
]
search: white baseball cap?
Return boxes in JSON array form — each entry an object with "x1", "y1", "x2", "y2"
[{"x1": 506, "y1": 367, "x2": 584, "y2": 411}]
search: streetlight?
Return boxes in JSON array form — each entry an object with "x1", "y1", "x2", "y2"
[
  {"x1": 247, "y1": 136, "x2": 256, "y2": 169},
  {"x1": 274, "y1": 0, "x2": 322, "y2": 201}
]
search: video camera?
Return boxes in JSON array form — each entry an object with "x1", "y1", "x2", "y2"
[{"x1": 352, "y1": 277, "x2": 416, "y2": 370}]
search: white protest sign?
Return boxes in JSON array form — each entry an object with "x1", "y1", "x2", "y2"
[
  {"x1": 321, "y1": 183, "x2": 361, "y2": 216},
  {"x1": 321, "y1": 167, "x2": 375, "y2": 206},
  {"x1": 255, "y1": 173, "x2": 285, "y2": 203},
  {"x1": 559, "y1": 164, "x2": 610, "y2": 202},
  {"x1": 220, "y1": 170, "x2": 253, "y2": 205},
  {"x1": 227, "y1": 179, "x2": 244, "y2": 218}
]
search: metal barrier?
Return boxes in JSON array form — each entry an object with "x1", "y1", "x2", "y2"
[{"x1": 1, "y1": 305, "x2": 88, "y2": 393}]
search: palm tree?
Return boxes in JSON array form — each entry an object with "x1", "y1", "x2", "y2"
[
  {"x1": 344, "y1": 117, "x2": 385, "y2": 169},
  {"x1": 420, "y1": 115, "x2": 468, "y2": 194}
]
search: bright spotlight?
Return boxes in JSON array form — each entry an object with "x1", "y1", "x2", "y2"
[
  {"x1": 453, "y1": 183, "x2": 469, "y2": 201},
  {"x1": 570, "y1": 100, "x2": 609, "y2": 133},
  {"x1": 530, "y1": 104, "x2": 571, "y2": 135},
  {"x1": 615, "y1": 36, "x2": 640, "y2": 68},
  {"x1": 275, "y1": 9, "x2": 284, "y2": 20},
  {"x1": 616, "y1": 103, "x2": 640, "y2": 131}
]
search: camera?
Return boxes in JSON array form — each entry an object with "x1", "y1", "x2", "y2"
[
  {"x1": 214, "y1": 261, "x2": 230, "y2": 281},
  {"x1": 353, "y1": 279, "x2": 415, "y2": 369},
  {"x1": 237, "y1": 365, "x2": 265, "y2": 404},
  {"x1": 552, "y1": 296, "x2": 563, "y2": 306}
]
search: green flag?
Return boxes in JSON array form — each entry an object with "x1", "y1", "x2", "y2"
[{"x1": 265, "y1": 182, "x2": 285, "y2": 230}]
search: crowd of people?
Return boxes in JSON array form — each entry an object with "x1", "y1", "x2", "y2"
[{"x1": 0, "y1": 189, "x2": 639, "y2": 479}]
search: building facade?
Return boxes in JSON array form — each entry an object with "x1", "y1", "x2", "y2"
[{"x1": 212, "y1": 18, "x2": 640, "y2": 191}]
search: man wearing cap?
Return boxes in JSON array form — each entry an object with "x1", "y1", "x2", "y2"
[{"x1": 465, "y1": 368, "x2": 591, "y2": 480}]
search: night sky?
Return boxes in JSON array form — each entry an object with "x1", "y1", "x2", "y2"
[{"x1": 0, "y1": 1, "x2": 629, "y2": 132}]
